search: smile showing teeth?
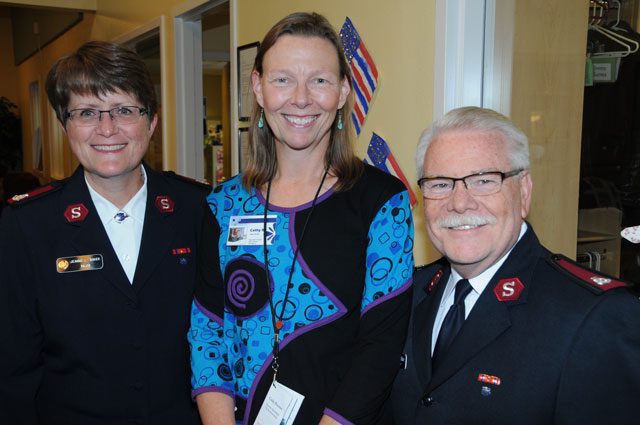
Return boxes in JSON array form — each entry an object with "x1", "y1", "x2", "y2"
[
  {"x1": 284, "y1": 115, "x2": 317, "y2": 126},
  {"x1": 450, "y1": 225, "x2": 479, "y2": 230},
  {"x1": 94, "y1": 144, "x2": 126, "y2": 152}
]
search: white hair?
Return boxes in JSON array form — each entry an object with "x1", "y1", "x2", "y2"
[{"x1": 416, "y1": 106, "x2": 530, "y2": 178}]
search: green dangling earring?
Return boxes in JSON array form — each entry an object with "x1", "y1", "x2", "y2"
[
  {"x1": 257, "y1": 108, "x2": 264, "y2": 129},
  {"x1": 337, "y1": 110, "x2": 343, "y2": 130}
]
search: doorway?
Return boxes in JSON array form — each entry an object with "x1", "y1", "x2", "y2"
[{"x1": 174, "y1": 0, "x2": 232, "y2": 185}]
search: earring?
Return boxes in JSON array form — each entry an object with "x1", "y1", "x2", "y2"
[
  {"x1": 257, "y1": 108, "x2": 264, "y2": 129},
  {"x1": 337, "y1": 110, "x2": 343, "y2": 130}
]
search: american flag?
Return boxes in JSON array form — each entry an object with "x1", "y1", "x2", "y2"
[
  {"x1": 364, "y1": 133, "x2": 417, "y2": 207},
  {"x1": 339, "y1": 17, "x2": 378, "y2": 135}
]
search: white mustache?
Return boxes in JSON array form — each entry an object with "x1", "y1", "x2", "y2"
[{"x1": 437, "y1": 214, "x2": 497, "y2": 228}]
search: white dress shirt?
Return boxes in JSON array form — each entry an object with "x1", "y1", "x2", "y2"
[
  {"x1": 86, "y1": 168, "x2": 147, "y2": 284},
  {"x1": 431, "y1": 222, "x2": 528, "y2": 354}
]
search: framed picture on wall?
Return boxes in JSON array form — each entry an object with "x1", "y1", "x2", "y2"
[
  {"x1": 237, "y1": 42, "x2": 260, "y2": 121},
  {"x1": 238, "y1": 127, "x2": 250, "y2": 171}
]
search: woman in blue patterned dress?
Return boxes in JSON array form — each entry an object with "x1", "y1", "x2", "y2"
[{"x1": 189, "y1": 12, "x2": 414, "y2": 425}]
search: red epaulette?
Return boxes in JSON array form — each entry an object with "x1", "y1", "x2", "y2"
[
  {"x1": 549, "y1": 254, "x2": 630, "y2": 294},
  {"x1": 163, "y1": 171, "x2": 211, "y2": 189},
  {"x1": 6, "y1": 183, "x2": 61, "y2": 206}
]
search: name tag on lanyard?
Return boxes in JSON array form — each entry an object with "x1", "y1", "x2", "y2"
[
  {"x1": 227, "y1": 215, "x2": 277, "y2": 246},
  {"x1": 254, "y1": 380, "x2": 304, "y2": 425}
]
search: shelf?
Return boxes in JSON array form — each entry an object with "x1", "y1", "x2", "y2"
[{"x1": 577, "y1": 229, "x2": 618, "y2": 243}]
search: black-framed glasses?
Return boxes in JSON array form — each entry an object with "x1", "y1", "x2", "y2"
[
  {"x1": 418, "y1": 169, "x2": 523, "y2": 199},
  {"x1": 64, "y1": 106, "x2": 148, "y2": 127}
]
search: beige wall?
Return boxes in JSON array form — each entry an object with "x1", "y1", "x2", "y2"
[{"x1": 510, "y1": 0, "x2": 588, "y2": 256}]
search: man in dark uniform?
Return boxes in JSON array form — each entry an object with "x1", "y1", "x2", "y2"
[
  {"x1": 0, "y1": 41, "x2": 212, "y2": 424},
  {"x1": 391, "y1": 106, "x2": 640, "y2": 425}
]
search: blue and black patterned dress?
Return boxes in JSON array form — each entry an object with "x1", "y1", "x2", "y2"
[{"x1": 189, "y1": 165, "x2": 414, "y2": 424}]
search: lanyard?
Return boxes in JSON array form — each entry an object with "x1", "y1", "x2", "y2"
[{"x1": 263, "y1": 169, "x2": 329, "y2": 382}]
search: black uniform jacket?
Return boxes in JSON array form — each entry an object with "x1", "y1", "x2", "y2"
[
  {"x1": 0, "y1": 165, "x2": 213, "y2": 425},
  {"x1": 391, "y1": 225, "x2": 640, "y2": 425}
]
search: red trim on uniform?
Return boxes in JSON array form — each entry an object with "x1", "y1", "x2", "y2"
[
  {"x1": 7, "y1": 184, "x2": 55, "y2": 204},
  {"x1": 556, "y1": 258, "x2": 627, "y2": 291}
]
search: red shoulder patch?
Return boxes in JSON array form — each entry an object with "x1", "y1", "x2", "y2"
[
  {"x1": 552, "y1": 254, "x2": 629, "y2": 292},
  {"x1": 7, "y1": 184, "x2": 57, "y2": 205}
]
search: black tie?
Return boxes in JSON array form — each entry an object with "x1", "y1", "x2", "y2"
[{"x1": 432, "y1": 279, "x2": 473, "y2": 367}]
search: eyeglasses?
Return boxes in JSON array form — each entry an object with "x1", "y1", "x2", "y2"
[
  {"x1": 418, "y1": 169, "x2": 523, "y2": 199},
  {"x1": 64, "y1": 106, "x2": 148, "y2": 127}
]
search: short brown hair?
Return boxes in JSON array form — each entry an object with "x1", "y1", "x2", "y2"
[
  {"x1": 242, "y1": 12, "x2": 363, "y2": 191},
  {"x1": 45, "y1": 41, "x2": 157, "y2": 126}
]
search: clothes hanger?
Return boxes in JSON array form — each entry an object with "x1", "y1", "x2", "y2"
[
  {"x1": 597, "y1": 25, "x2": 639, "y2": 54},
  {"x1": 609, "y1": 0, "x2": 623, "y2": 30},
  {"x1": 588, "y1": 1, "x2": 638, "y2": 58}
]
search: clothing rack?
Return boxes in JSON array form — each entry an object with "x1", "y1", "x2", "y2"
[{"x1": 577, "y1": 250, "x2": 609, "y2": 271}]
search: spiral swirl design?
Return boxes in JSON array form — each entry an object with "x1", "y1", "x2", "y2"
[{"x1": 227, "y1": 269, "x2": 255, "y2": 309}]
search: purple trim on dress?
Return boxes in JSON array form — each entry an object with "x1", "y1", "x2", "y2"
[
  {"x1": 194, "y1": 297, "x2": 223, "y2": 326},
  {"x1": 243, "y1": 352, "x2": 274, "y2": 425},
  {"x1": 243, "y1": 212, "x2": 349, "y2": 425},
  {"x1": 191, "y1": 385, "x2": 234, "y2": 400},
  {"x1": 288, "y1": 211, "x2": 347, "y2": 315},
  {"x1": 323, "y1": 408, "x2": 354, "y2": 425},
  {"x1": 254, "y1": 186, "x2": 335, "y2": 213},
  {"x1": 361, "y1": 277, "x2": 413, "y2": 317}
]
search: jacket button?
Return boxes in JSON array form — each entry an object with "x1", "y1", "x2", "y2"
[{"x1": 420, "y1": 395, "x2": 434, "y2": 406}]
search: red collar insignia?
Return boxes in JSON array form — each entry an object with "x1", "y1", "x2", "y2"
[
  {"x1": 155, "y1": 195, "x2": 175, "y2": 213},
  {"x1": 64, "y1": 203, "x2": 89, "y2": 222},
  {"x1": 494, "y1": 277, "x2": 524, "y2": 301}
]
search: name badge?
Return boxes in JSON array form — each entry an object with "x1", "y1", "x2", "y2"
[
  {"x1": 227, "y1": 215, "x2": 277, "y2": 246},
  {"x1": 56, "y1": 254, "x2": 104, "y2": 273},
  {"x1": 254, "y1": 380, "x2": 304, "y2": 425}
]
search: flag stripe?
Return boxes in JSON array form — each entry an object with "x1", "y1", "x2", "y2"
[
  {"x1": 353, "y1": 102, "x2": 366, "y2": 124},
  {"x1": 353, "y1": 53, "x2": 377, "y2": 92},
  {"x1": 350, "y1": 64, "x2": 373, "y2": 103},
  {"x1": 353, "y1": 87, "x2": 369, "y2": 117},
  {"x1": 353, "y1": 102, "x2": 367, "y2": 125},
  {"x1": 359, "y1": 42, "x2": 379, "y2": 80},
  {"x1": 351, "y1": 112, "x2": 361, "y2": 134}
]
